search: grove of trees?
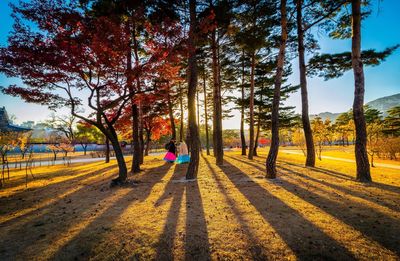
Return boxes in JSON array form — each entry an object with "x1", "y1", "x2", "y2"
[{"x1": 1, "y1": 0, "x2": 398, "y2": 185}]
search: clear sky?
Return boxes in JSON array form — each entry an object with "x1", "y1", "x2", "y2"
[{"x1": 0, "y1": 0, "x2": 399, "y2": 129}]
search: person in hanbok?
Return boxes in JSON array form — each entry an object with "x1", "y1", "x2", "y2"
[
  {"x1": 163, "y1": 139, "x2": 177, "y2": 163},
  {"x1": 176, "y1": 141, "x2": 190, "y2": 164}
]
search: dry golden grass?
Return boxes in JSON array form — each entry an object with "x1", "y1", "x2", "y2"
[
  {"x1": 0, "y1": 151, "x2": 399, "y2": 260},
  {"x1": 280, "y1": 145, "x2": 400, "y2": 166}
]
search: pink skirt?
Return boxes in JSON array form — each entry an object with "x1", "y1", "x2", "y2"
[{"x1": 164, "y1": 152, "x2": 176, "y2": 162}]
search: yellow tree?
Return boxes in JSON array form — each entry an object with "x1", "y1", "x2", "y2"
[
  {"x1": 311, "y1": 117, "x2": 328, "y2": 160},
  {"x1": 292, "y1": 128, "x2": 306, "y2": 156}
]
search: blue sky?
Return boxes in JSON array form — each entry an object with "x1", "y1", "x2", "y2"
[{"x1": 0, "y1": 0, "x2": 399, "y2": 129}]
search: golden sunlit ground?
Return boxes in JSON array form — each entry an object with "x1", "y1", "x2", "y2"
[{"x1": 0, "y1": 149, "x2": 399, "y2": 260}]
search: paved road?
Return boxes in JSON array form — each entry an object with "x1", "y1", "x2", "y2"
[{"x1": 281, "y1": 150, "x2": 400, "y2": 170}]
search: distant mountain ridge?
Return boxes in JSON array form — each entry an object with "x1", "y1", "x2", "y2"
[
  {"x1": 311, "y1": 93, "x2": 400, "y2": 122},
  {"x1": 365, "y1": 93, "x2": 400, "y2": 115}
]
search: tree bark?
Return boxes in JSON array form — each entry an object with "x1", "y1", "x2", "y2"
[
  {"x1": 132, "y1": 23, "x2": 144, "y2": 165},
  {"x1": 108, "y1": 129, "x2": 128, "y2": 185},
  {"x1": 145, "y1": 128, "x2": 151, "y2": 156},
  {"x1": 105, "y1": 137, "x2": 110, "y2": 163},
  {"x1": 266, "y1": 0, "x2": 288, "y2": 178},
  {"x1": 254, "y1": 98, "x2": 262, "y2": 157},
  {"x1": 351, "y1": 0, "x2": 371, "y2": 182},
  {"x1": 240, "y1": 49, "x2": 247, "y2": 156},
  {"x1": 254, "y1": 117, "x2": 260, "y2": 157},
  {"x1": 128, "y1": 22, "x2": 141, "y2": 174},
  {"x1": 296, "y1": 0, "x2": 316, "y2": 167},
  {"x1": 186, "y1": 0, "x2": 200, "y2": 180},
  {"x1": 139, "y1": 102, "x2": 144, "y2": 164},
  {"x1": 197, "y1": 87, "x2": 202, "y2": 151},
  {"x1": 202, "y1": 66, "x2": 210, "y2": 155},
  {"x1": 131, "y1": 103, "x2": 141, "y2": 173},
  {"x1": 167, "y1": 87, "x2": 177, "y2": 140},
  {"x1": 211, "y1": 24, "x2": 223, "y2": 165},
  {"x1": 248, "y1": 52, "x2": 256, "y2": 160},
  {"x1": 179, "y1": 84, "x2": 184, "y2": 142}
]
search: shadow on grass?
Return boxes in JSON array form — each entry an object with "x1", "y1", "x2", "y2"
[
  {"x1": 277, "y1": 164, "x2": 400, "y2": 212},
  {"x1": 227, "y1": 155, "x2": 400, "y2": 212},
  {"x1": 154, "y1": 162, "x2": 211, "y2": 260},
  {"x1": 279, "y1": 160, "x2": 400, "y2": 195},
  {"x1": 51, "y1": 162, "x2": 173, "y2": 260},
  {"x1": 0, "y1": 169, "x2": 116, "y2": 259},
  {"x1": 0, "y1": 163, "x2": 119, "y2": 225},
  {"x1": 0, "y1": 162, "x2": 172, "y2": 260},
  {"x1": 309, "y1": 165, "x2": 400, "y2": 194},
  {"x1": 202, "y1": 155, "x2": 267, "y2": 260},
  {"x1": 155, "y1": 164, "x2": 186, "y2": 260},
  {"x1": 214, "y1": 159, "x2": 355, "y2": 260},
  {"x1": 277, "y1": 166, "x2": 400, "y2": 255},
  {"x1": 184, "y1": 175, "x2": 211, "y2": 260},
  {"x1": 2, "y1": 161, "x2": 114, "y2": 190},
  {"x1": 225, "y1": 155, "x2": 400, "y2": 256}
]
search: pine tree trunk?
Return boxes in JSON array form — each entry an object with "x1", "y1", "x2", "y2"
[
  {"x1": 167, "y1": 88, "x2": 177, "y2": 140},
  {"x1": 211, "y1": 27, "x2": 223, "y2": 165},
  {"x1": 179, "y1": 84, "x2": 184, "y2": 142},
  {"x1": 296, "y1": 0, "x2": 316, "y2": 167},
  {"x1": 186, "y1": 0, "x2": 200, "y2": 180},
  {"x1": 240, "y1": 49, "x2": 247, "y2": 156},
  {"x1": 139, "y1": 101, "x2": 144, "y2": 164},
  {"x1": 203, "y1": 67, "x2": 210, "y2": 155},
  {"x1": 248, "y1": 52, "x2": 256, "y2": 160},
  {"x1": 254, "y1": 117, "x2": 260, "y2": 157},
  {"x1": 266, "y1": 0, "x2": 288, "y2": 178},
  {"x1": 131, "y1": 103, "x2": 141, "y2": 173},
  {"x1": 254, "y1": 100, "x2": 262, "y2": 157},
  {"x1": 132, "y1": 23, "x2": 144, "y2": 165},
  {"x1": 197, "y1": 88, "x2": 202, "y2": 151},
  {"x1": 351, "y1": 0, "x2": 371, "y2": 182},
  {"x1": 145, "y1": 129, "x2": 151, "y2": 156}
]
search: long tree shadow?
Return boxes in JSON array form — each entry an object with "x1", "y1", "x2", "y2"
[
  {"x1": 0, "y1": 163, "x2": 119, "y2": 226},
  {"x1": 51, "y1": 162, "x2": 173, "y2": 260},
  {"x1": 2, "y1": 161, "x2": 116, "y2": 190},
  {"x1": 277, "y1": 166, "x2": 400, "y2": 256},
  {"x1": 309, "y1": 165, "x2": 400, "y2": 194},
  {"x1": 276, "y1": 159, "x2": 400, "y2": 195},
  {"x1": 0, "y1": 162, "x2": 172, "y2": 260},
  {"x1": 154, "y1": 163, "x2": 186, "y2": 260},
  {"x1": 227, "y1": 155, "x2": 400, "y2": 212},
  {"x1": 225, "y1": 155, "x2": 264, "y2": 173},
  {"x1": 154, "y1": 161, "x2": 211, "y2": 260},
  {"x1": 0, "y1": 171, "x2": 115, "y2": 259},
  {"x1": 184, "y1": 176, "x2": 211, "y2": 260},
  {"x1": 277, "y1": 165, "x2": 400, "y2": 213},
  {"x1": 216, "y1": 160, "x2": 356, "y2": 260},
  {"x1": 202, "y1": 155, "x2": 267, "y2": 260},
  {"x1": 135, "y1": 161, "x2": 175, "y2": 202}
]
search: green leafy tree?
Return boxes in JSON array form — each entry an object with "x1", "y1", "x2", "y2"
[
  {"x1": 383, "y1": 106, "x2": 400, "y2": 137},
  {"x1": 75, "y1": 123, "x2": 104, "y2": 155},
  {"x1": 234, "y1": 0, "x2": 277, "y2": 160}
]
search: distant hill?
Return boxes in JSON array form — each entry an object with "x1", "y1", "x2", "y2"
[
  {"x1": 310, "y1": 112, "x2": 341, "y2": 122},
  {"x1": 311, "y1": 93, "x2": 399, "y2": 122},
  {"x1": 365, "y1": 93, "x2": 400, "y2": 116}
]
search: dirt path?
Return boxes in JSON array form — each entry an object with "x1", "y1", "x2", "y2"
[
  {"x1": 281, "y1": 150, "x2": 400, "y2": 170},
  {"x1": 0, "y1": 152, "x2": 399, "y2": 260}
]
